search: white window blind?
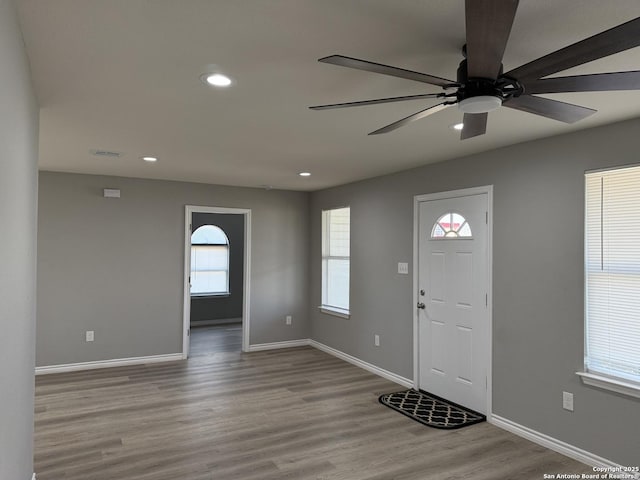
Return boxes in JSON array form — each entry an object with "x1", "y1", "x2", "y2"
[
  {"x1": 585, "y1": 165, "x2": 640, "y2": 385},
  {"x1": 191, "y1": 245, "x2": 229, "y2": 294},
  {"x1": 191, "y1": 225, "x2": 230, "y2": 295},
  {"x1": 322, "y1": 207, "x2": 350, "y2": 314}
]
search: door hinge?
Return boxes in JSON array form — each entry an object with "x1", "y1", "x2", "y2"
[
  {"x1": 485, "y1": 293, "x2": 488, "y2": 306},
  {"x1": 187, "y1": 329, "x2": 190, "y2": 337},
  {"x1": 485, "y1": 211, "x2": 488, "y2": 224}
]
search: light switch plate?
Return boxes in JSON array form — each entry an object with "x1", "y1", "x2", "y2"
[{"x1": 398, "y1": 262, "x2": 409, "y2": 274}]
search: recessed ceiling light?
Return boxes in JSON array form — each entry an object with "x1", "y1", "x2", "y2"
[
  {"x1": 299, "y1": 172, "x2": 311, "y2": 177},
  {"x1": 202, "y1": 73, "x2": 233, "y2": 87},
  {"x1": 451, "y1": 123, "x2": 464, "y2": 131},
  {"x1": 141, "y1": 156, "x2": 158, "y2": 163}
]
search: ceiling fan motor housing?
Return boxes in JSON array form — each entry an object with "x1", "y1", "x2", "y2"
[{"x1": 456, "y1": 59, "x2": 523, "y2": 107}]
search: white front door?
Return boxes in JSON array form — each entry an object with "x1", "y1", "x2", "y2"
[{"x1": 417, "y1": 191, "x2": 490, "y2": 414}]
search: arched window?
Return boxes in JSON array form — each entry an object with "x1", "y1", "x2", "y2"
[
  {"x1": 190, "y1": 225, "x2": 229, "y2": 295},
  {"x1": 431, "y1": 212, "x2": 472, "y2": 239}
]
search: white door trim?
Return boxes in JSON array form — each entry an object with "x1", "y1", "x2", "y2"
[
  {"x1": 183, "y1": 205, "x2": 252, "y2": 357},
  {"x1": 412, "y1": 185, "x2": 493, "y2": 414}
]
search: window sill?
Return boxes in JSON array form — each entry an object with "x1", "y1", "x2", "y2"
[
  {"x1": 576, "y1": 371, "x2": 640, "y2": 400},
  {"x1": 191, "y1": 293, "x2": 230, "y2": 299},
  {"x1": 318, "y1": 306, "x2": 350, "y2": 319}
]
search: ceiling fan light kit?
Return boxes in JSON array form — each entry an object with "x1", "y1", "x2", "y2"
[
  {"x1": 458, "y1": 96, "x2": 503, "y2": 114},
  {"x1": 310, "y1": 0, "x2": 640, "y2": 140}
]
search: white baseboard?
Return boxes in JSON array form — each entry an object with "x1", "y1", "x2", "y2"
[
  {"x1": 247, "y1": 338, "x2": 412, "y2": 388},
  {"x1": 309, "y1": 340, "x2": 413, "y2": 388},
  {"x1": 191, "y1": 318, "x2": 242, "y2": 327},
  {"x1": 247, "y1": 339, "x2": 310, "y2": 352},
  {"x1": 490, "y1": 414, "x2": 639, "y2": 478},
  {"x1": 35, "y1": 353, "x2": 183, "y2": 375}
]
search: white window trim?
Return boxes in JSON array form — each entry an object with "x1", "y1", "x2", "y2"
[
  {"x1": 190, "y1": 226, "x2": 230, "y2": 296},
  {"x1": 321, "y1": 207, "x2": 350, "y2": 315},
  {"x1": 191, "y1": 292, "x2": 231, "y2": 298},
  {"x1": 318, "y1": 305, "x2": 350, "y2": 319},
  {"x1": 576, "y1": 371, "x2": 640, "y2": 399},
  {"x1": 582, "y1": 165, "x2": 640, "y2": 399}
]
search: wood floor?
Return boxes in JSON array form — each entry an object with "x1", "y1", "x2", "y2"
[
  {"x1": 190, "y1": 323, "x2": 243, "y2": 355},
  {"x1": 34, "y1": 326, "x2": 592, "y2": 480}
]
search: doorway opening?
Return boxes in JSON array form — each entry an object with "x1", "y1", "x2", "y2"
[{"x1": 182, "y1": 206, "x2": 251, "y2": 357}]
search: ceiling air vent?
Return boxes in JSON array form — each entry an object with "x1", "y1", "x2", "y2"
[{"x1": 90, "y1": 149, "x2": 123, "y2": 158}]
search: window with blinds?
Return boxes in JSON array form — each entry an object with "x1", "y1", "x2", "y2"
[
  {"x1": 321, "y1": 207, "x2": 350, "y2": 315},
  {"x1": 190, "y1": 225, "x2": 230, "y2": 296},
  {"x1": 584, "y1": 165, "x2": 640, "y2": 388}
]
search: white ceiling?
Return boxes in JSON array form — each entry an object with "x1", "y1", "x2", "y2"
[{"x1": 16, "y1": 0, "x2": 640, "y2": 191}]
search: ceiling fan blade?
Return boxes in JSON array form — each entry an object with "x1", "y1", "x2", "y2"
[
  {"x1": 368, "y1": 102, "x2": 453, "y2": 135},
  {"x1": 309, "y1": 93, "x2": 444, "y2": 110},
  {"x1": 525, "y1": 71, "x2": 640, "y2": 94},
  {"x1": 465, "y1": 0, "x2": 519, "y2": 80},
  {"x1": 319, "y1": 55, "x2": 457, "y2": 88},
  {"x1": 504, "y1": 95, "x2": 596, "y2": 123},
  {"x1": 460, "y1": 113, "x2": 488, "y2": 140},
  {"x1": 506, "y1": 17, "x2": 640, "y2": 81}
]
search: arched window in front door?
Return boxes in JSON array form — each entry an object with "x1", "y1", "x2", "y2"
[
  {"x1": 190, "y1": 225, "x2": 229, "y2": 295},
  {"x1": 431, "y1": 212, "x2": 472, "y2": 239}
]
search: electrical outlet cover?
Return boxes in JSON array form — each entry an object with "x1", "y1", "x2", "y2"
[{"x1": 562, "y1": 391, "x2": 574, "y2": 411}]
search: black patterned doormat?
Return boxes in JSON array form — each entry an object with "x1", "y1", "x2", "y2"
[{"x1": 379, "y1": 389, "x2": 485, "y2": 429}]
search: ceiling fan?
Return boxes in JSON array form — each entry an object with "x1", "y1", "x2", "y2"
[{"x1": 309, "y1": 0, "x2": 640, "y2": 140}]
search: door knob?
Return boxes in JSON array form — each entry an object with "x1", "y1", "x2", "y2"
[{"x1": 417, "y1": 302, "x2": 426, "y2": 309}]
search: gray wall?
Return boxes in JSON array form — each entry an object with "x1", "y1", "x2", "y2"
[
  {"x1": 309, "y1": 118, "x2": 640, "y2": 466},
  {"x1": 0, "y1": 0, "x2": 39, "y2": 478},
  {"x1": 37, "y1": 172, "x2": 309, "y2": 365},
  {"x1": 190, "y1": 213, "x2": 244, "y2": 324}
]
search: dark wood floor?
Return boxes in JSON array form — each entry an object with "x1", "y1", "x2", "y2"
[{"x1": 34, "y1": 326, "x2": 591, "y2": 479}]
